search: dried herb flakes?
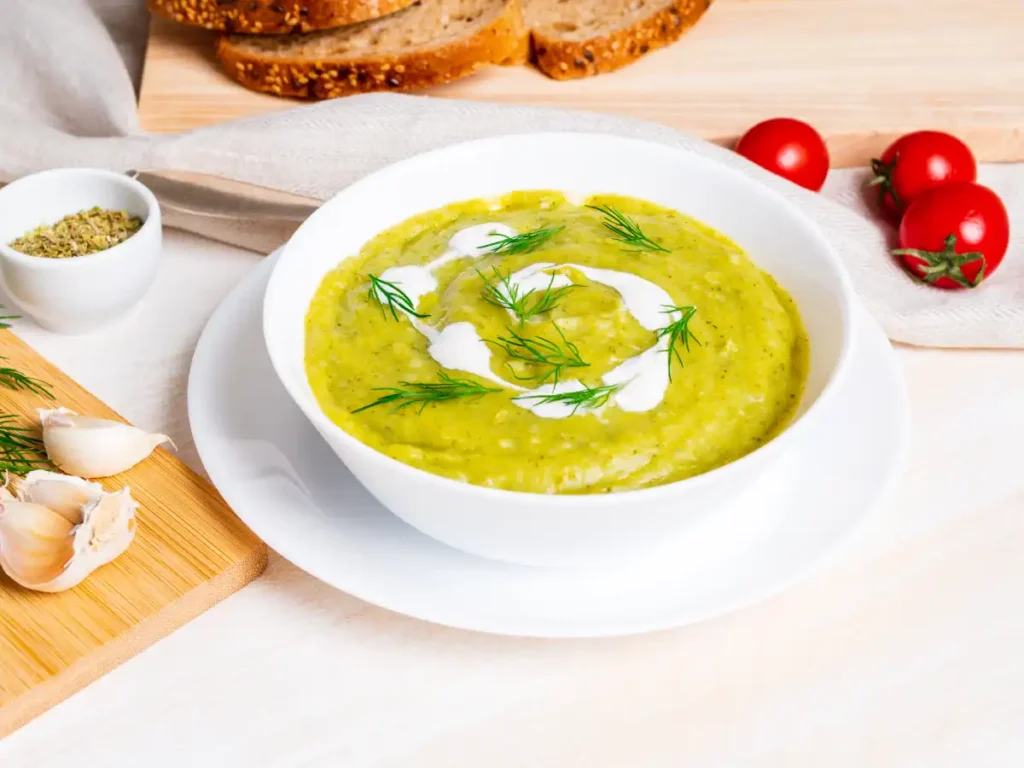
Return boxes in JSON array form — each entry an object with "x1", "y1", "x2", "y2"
[{"x1": 9, "y1": 207, "x2": 143, "y2": 258}]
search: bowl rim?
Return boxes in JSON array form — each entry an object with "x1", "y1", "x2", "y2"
[
  {"x1": 0, "y1": 167, "x2": 160, "y2": 270},
  {"x1": 264, "y1": 131, "x2": 858, "y2": 504}
]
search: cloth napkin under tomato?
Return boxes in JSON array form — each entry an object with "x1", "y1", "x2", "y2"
[{"x1": 0, "y1": 0, "x2": 1021, "y2": 348}]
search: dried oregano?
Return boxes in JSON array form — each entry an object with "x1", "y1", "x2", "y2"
[{"x1": 9, "y1": 207, "x2": 142, "y2": 258}]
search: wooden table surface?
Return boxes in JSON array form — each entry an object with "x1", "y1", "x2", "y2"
[
  {"x1": 0, "y1": 229, "x2": 1021, "y2": 767},
  {"x1": 138, "y1": 0, "x2": 1024, "y2": 167}
]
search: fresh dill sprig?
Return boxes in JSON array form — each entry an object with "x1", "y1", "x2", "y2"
[
  {"x1": 655, "y1": 305, "x2": 701, "y2": 381},
  {"x1": 0, "y1": 413, "x2": 48, "y2": 475},
  {"x1": 367, "y1": 274, "x2": 428, "y2": 321},
  {"x1": 527, "y1": 276, "x2": 575, "y2": 317},
  {"x1": 477, "y1": 267, "x2": 575, "y2": 327},
  {"x1": 478, "y1": 267, "x2": 522, "y2": 314},
  {"x1": 0, "y1": 357, "x2": 52, "y2": 398},
  {"x1": 480, "y1": 225, "x2": 564, "y2": 255},
  {"x1": 353, "y1": 372, "x2": 501, "y2": 414},
  {"x1": 488, "y1": 324, "x2": 589, "y2": 386},
  {"x1": 588, "y1": 204, "x2": 670, "y2": 253},
  {"x1": 0, "y1": 305, "x2": 54, "y2": 473},
  {"x1": 0, "y1": 305, "x2": 19, "y2": 330},
  {"x1": 514, "y1": 383, "x2": 619, "y2": 415}
]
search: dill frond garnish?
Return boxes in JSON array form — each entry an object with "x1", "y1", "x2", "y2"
[
  {"x1": 0, "y1": 413, "x2": 48, "y2": 475},
  {"x1": 477, "y1": 267, "x2": 575, "y2": 327},
  {"x1": 514, "y1": 383, "x2": 619, "y2": 415},
  {"x1": 0, "y1": 357, "x2": 53, "y2": 399},
  {"x1": 523, "y1": 275, "x2": 575, "y2": 318},
  {"x1": 352, "y1": 372, "x2": 501, "y2": 414},
  {"x1": 477, "y1": 267, "x2": 523, "y2": 314},
  {"x1": 588, "y1": 204, "x2": 670, "y2": 253},
  {"x1": 655, "y1": 305, "x2": 701, "y2": 381},
  {"x1": 480, "y1": 225, "x2": 564, "y2": 255},
  {"x1": 488, "y1": 324, "x2": 589, "y2": 386},
  {"x1": 367, "y1": 274, "x2": 428, "y2": 321}
]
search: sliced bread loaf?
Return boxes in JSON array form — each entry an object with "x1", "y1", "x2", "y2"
[
  {"x1": 217, "y1": 0, "x2": 527, "y2": 98},
  {"x1": 525, "y1": 0, "x2": 713, "y2": 80},
  {"x1": 148, "y1": 0, "x2": 418, "y2": 34}
]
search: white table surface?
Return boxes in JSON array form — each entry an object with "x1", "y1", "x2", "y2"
[{"x1": 1, "y1": 230, "x2": 1022, "y2": 767}]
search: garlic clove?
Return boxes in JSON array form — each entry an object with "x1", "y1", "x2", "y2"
[
  {"x1": 0, "y1": 486, "x2": 138, "y2": 593},
  {"x1": 16, "y1": 470, "x2": 104, "y2": 523},
  {"x1": 43, "y1": 488, "x2": 138, "y2": 592},
  {"x1": 38, "y1": 408, "x2": 172, "y2": 479},
  {"x1": 2, "y1": 551, "x2": 69, "y2": 587},
  {"x1": 0, "y1": 500, "x2": 76, "y2": 588},
  {"x1": 0, "y1": 499, "x2": 76, "y2": 542}
]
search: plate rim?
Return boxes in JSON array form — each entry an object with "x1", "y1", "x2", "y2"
[{"x1": 187, "y1": 253, "x2": 910, "y2": 638}]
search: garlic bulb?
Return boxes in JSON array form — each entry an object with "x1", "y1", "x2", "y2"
[
  {"x1": 38, "y1": 407, "x2": 171, "y2": 478},
  {"x1": 0, "y1": 476, "x2": 137, "y2": 593}
]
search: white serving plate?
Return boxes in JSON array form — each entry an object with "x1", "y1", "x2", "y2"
[
  {"x1": 188, "y1": 253, "x2": 908, "y2": 638},
  {"x1": 261, "y1": 133, "x2": 857, "y2": 566}
]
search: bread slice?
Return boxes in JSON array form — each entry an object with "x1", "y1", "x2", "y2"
[
  {"x1": 148, "y1": 0, "x2": 418, "y2": 34},
  {"x1": 217, "y1": 0, "x2": 527, "y2": 98},
  {"x1": 524, "y1": 0, "x2": 713, "y2": 80}
]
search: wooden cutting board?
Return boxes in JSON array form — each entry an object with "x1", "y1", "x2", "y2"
[
  {"x1": 137, "y1": 0, "x2": 1024, "y2": 167},
  {"x1": 0, "y1": 331, "x2": 268, "y2": 738}
]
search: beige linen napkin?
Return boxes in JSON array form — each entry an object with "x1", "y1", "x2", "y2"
[{"x1": 1, "y1": 0, "x2": 1021, "y2": 348}]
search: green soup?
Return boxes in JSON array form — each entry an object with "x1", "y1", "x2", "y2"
[{"x1": 305, "y1": 191, "x2": 809, "y2": 494}]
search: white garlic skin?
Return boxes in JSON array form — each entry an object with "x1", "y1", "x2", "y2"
[
  {"x1": 38, "y1": 408, "x2": 171, "y2": 479},
  {"x1": 82, "y1": 488, "x2": 137, "y2": 563},
  {"x1": 0, "y1": 484, "x2": 138, "y2": 593}
]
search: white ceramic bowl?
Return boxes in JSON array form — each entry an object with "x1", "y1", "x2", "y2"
[
  {"x1": 263, "y1": 133, "x2": 856, "y2": 567},
  {"x1": 0, "y1": 168, "x2": 161, "y2": 334}
]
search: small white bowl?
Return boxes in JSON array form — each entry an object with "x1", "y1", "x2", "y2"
[
  {"x1": 0, "y1": 168, "x2": 161, "y2": 334},
  {"x1": 263, "y1": 133, "x2": 857, "y2": 568}
]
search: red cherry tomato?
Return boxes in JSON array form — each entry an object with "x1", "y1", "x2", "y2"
[
  {"x1": 870, "y1": 131, "x2": 977, "y2": 220},
  {"x1": 892, "y1": 181, "x2": 1010, "y2": 289},
  {"x1": 735, "y1": 118, "x2": 830, "y2": 191}
]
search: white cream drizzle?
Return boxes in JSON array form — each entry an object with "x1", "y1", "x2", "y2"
[
  {"x1": 376, "y1": 223, "x2": 682, "y2": 419},
  {"x1": 427, "y1": 322, "x2": 511, "y2": 388}
]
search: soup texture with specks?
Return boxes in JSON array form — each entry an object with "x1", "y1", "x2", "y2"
[{"x1": 305, "y1": 191, "x2": 809, "y2": 494}]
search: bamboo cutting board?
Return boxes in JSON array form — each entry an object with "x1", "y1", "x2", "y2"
[
  {"x1": 137, "y1": 0, "x2": 1024, "y2": 167},
  {"x1": 0, "y1": 331, "x2": 268, "y2": 738}
]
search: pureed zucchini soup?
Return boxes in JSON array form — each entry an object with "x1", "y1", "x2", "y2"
[{"x1": 305, "y1": 191, "x2": 809, "y2": 494}]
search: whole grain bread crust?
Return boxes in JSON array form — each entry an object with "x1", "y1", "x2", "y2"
[
  {"x1": 216, "y1": 0, "x2": 526, "y2": 98},
  {"x1": 530, "y1": 0, "x2": 713, "y2": 80},
  {"x1": 148, "y1": 0, "x2": 418, "y2": 34}
]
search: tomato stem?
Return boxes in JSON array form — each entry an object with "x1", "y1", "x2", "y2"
[
  {"x1": 869, "y1": 154, "x2": 902, "y2": 210},
  {"x1": 891, "y1": 233, "x2": 987, "y2": 288}
]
